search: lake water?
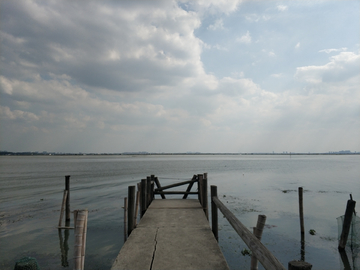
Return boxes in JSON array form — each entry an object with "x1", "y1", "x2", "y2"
[{"x1": 0, "y1": 154, "x2": 359, "y2": 270}]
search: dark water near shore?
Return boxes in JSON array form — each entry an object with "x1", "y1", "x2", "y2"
[{"x1": 0, "y1": 155, "x2": 359, "y2": 269}]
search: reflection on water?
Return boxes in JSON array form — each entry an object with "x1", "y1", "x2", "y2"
[{"x1": 58, "y1": 228, "x2": 69, "y2": 267}]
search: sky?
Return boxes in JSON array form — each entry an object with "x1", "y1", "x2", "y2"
[{"x1": 0, "y1": 0, "x2": 359, "y2": 153}]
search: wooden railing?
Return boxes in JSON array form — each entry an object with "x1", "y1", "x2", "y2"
[{"x1": 123, "y1": 175, "x2": 312, "y2": 270}]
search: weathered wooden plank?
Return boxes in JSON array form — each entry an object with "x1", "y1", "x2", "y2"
[{"x1": 213, "y1": 197, "x2": 286, "y2": 270}]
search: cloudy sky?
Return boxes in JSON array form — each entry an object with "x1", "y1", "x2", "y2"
[{"x1": 1, "y1": 0, "x2": 359, "y2": 153}]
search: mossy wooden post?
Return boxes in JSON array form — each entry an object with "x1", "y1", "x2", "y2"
[
  {"x1": 202, "y1": 176, "x2": 208, "y2": 219},
  {"x1": 298, "y1": 187, "x2": 305, "y2": 260},
  {"x1": 65, "y1": 175, "x2": 71, "y2": 222},
  {"x1": 128, "y1": 186, "x2": 136, "y2": 236},
  {"x1": 140, "y1": 179, "x2": 147, "y2": 218},
  {"x1": 288, "y1": 260, "x2": 312, "y2": 270},
  {"x1": 251, "y1": 215, "x2": 267, "y2": 270},
  {"x1": 338, "y1": 199, "x2": 356, "y2": 250},
  {"x1": 211, "y1": 185, "x2": 218, "y2": 241}
]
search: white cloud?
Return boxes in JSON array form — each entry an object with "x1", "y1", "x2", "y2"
[
  {"x1": 208, "y1": 19, "x2": 225, "y2": 30},
  {"x1": 295, "y1": 42, "x2": 300, "y2": 49},
  {"x1": 319, "y1": 48, "x2": 347, "y2": 54},
  {"x1": 236, "y1": 31, "x2": 251, "y2": 44},
  {"x1": 277, "y1": 5, "x2": 288, "y2": 12},
  {"x1": 295, "y1": 51, "x2": 360, "y2": 84}
]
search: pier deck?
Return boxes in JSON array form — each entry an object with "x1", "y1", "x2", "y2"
[{"x1": 111, "y1": 199, "x2": 229, "y2": 270}]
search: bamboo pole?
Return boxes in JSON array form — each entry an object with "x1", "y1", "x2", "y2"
[
  {"x1": 211, "y1": 185, "x2": 218, "y2": 241},
  {"x1": 65, "y1": 175, "x2": 71, "y2": 222},
  {"x1": 124, "y1": 197, "x2": 128, "y2": 243},
  {"x1": 58, "y1": 190, "x2": 68, "y2": 227},
  {"x1": 128, "y1": 186, "x2": 136, "y2": 236},
  {"x1": 81, "y1": 211, "x2": 88, "y2": 270},
  {"x1": 74, "y1": 210, "x2": 88, "y2": 270},
  {"x1": 251, "y1": 215, "x2": 267, "y2": 270}
]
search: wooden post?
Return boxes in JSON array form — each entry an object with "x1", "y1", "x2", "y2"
[
  {"x1": 183, "y1": 175, "x2": 196, "y2": 199},
  {"x1": 251, "y1": 215, "x2": 267, "y2": 270},
  {"x1": 58, "y1": 190, "x2": 68, "y2": 227},
  {"x1": 338, "y1": 199, "x2": 356, "y2": 250},
  {"x1": 124, "y1": 197, "x2": 128, "y2": 242},
  {"x1": 288, "y1": 260, "x2": 312, "y2": 270},
  {"x1": 298, "y1": 187, "x2": 305, "y2": 260},
  {"x1": 128, "y1": 186, "x2": 136, "y2": 236},
  {"x1": 134, "y1": 183, "x2": 140, "y2": 227},
  {"x1": 154, "y1": 176, "x2": 166, "y2": 199},
  {"x1": 147, "y1": 177, "x2": 151, "y2": 207},
  {"x1": 65, "y1": 175, "x2": 71, "y2": 222},
  {"x1": 140, "y1": 179, "x2": 147, "y2": 218},
  {"x1": 74, "y1": 210, "x2": 88, "y2": 270},
  {"x1": 198, "y1": 174, "x2": 203, "y2": 205},
  {"x1": 211, "y1": 185, "x2": 218, "y2": 241},
  {"x1": 202, "y1": 176, "x2": 208, "y2": 220}
]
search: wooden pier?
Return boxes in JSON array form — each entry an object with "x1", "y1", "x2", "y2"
[
  {"x1": 111, "y1": 199, "x2": 229, "y2": 270},
  {"x1": 111, "y1": 174, "x2": 311, "y2": 270}
]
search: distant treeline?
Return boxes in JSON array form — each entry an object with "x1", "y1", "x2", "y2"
[{"x1": 0, "y1": 151, "x2": 359, "y2": 156}]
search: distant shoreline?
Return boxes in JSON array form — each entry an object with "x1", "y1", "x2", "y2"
[{"x1": 1, "y1": 151, "x2": 359, "y2": 156}]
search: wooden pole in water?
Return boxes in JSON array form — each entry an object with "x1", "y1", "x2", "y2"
[
  {"x1": 65, "y1": 175, "x2": 71, "y2": 222},
  {"x1": 298, "y1": 187, "x2": 305, "y2": 261},
  {"x1": 140, "y1": 179, "x2": 147, "y2": 218},
  {"x1": 128, "y1": 186, "x2": 136, "y2": 236},
  {"x1": 251, "y1": 215, "x2": 267, "y2": 270},
  {"x1": 338, "y1": 199, "x2": 356, "y2": 250},
  {"x1": 58, "y1": 190, "x2": 68, "y2": 227},
  {"x1": 124, "y1": 197, "x2": 128, "y2": 242},
  {"x1": 211, "y1": 185, "x2": 218, "y2": 241}
]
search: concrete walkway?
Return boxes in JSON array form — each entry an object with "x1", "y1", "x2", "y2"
[{"x1": 111, "y1": 199, "x2": 229, "y2": 270}]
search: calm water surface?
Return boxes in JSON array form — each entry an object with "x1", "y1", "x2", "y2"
[{"x1": 0, "y1": 155, "x2": 359, "y2": 269}]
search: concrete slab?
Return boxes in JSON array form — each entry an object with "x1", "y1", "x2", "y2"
[
  {"x1": 153, "y1": 226, "x2": 229, "y2": 270},
  {"x1": 149, "y1": 199, "x2": 202, "y2": 209},
  {"x1": 111, "y1": 227, "x2": 157, "y2": 270},
  {"x1": 111, "y1": 199, "x2": 230, "y2": 270},
  {"x1": 137, "y1": 208, "x2": 209, "y2": 228}
]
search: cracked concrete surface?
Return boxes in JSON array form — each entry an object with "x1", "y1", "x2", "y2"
[{"x1": 111, "y1": 199, "x2": 229, "y2": 270}]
